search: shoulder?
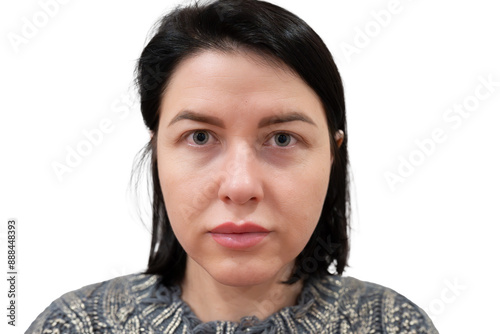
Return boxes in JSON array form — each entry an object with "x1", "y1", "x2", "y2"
[
  {"x1": 26, "y1": 273, "x2": 161, "y2": 334},
  {"x1": 312, "y1": 275, "x2": 439, "y2": 333}
]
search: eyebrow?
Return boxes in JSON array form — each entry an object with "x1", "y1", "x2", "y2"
[
  {"x1": 168, "y1": 110, "x2": 224, "y2": 128},
  {"x1": 258, "y1": 112, "x2": 316, "y2": 128},
  {"x1": 168, "y1": 110, "x2": 317, "y2": 128}
]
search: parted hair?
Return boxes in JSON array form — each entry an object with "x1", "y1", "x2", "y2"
[{"x1": 134, "y1": 0, "x2": 350, "y2": 286}]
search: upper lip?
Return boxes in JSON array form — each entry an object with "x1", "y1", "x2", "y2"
[{"x1": 210, "y1": 222, "x2": 270, "y2": 234}]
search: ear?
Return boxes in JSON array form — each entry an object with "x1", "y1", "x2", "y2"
[
  {"x1": 331, "y1": 130, "x2": 344, "y2": 165},
  {"x1": 334, "y1": 130, "x2": 344, "y2": 148},
  {"x1": 150, "y1": 130, "x2": 154, "y2": 139}
]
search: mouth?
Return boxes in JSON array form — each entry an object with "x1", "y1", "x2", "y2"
[{"x1": 209, "y1": 222, "x2": 270, "y2": 249}]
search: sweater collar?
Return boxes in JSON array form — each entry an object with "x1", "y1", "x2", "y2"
[{"x1": 141, "y1": 274, "x2": 341, "y2": 333}]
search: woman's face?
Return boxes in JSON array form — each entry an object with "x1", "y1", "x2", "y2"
[{"x1": 157, "y1": 50, "x2": 333, "y2": 286}]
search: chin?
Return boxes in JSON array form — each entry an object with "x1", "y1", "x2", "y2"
[
  {"x1": 214, "y1": 272, "x2": 274, "y2": 287},
  {"x1": 207, "y1": 259, "x2": 288, "y2": 287}
]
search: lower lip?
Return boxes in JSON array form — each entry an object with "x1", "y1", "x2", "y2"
[{"x1": 210, "y1": 232, "x2": 269, "y2": 249}]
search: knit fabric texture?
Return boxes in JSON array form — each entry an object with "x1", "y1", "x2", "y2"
[{"x1": 27, "y1": 273, "x2": 438, "y2": 333}]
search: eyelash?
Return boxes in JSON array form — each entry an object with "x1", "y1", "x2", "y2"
[
  {"x1": 265, "y1": 132, "x2": 298, "y2": 148},
  {"x1": 184, "y1": 130, "x2": 218, "y2": 147},
  {"x1": 183, "y1": 130, "x2": 300, "y2": 148}
]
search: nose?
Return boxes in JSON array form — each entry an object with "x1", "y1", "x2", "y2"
[{"x1": 218, "y1": 143, "x2": 264, "y2": 205}]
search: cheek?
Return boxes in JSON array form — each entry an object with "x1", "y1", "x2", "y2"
[
  {"x1": 157, "y1": 156, "x2": 197, "y2": 234},
  {"x1": 157, "y1": 155, "x2": 220, "y2": 240},
  {"x1": 272, "y1": 153, "x2": 331, "y2": 246}
]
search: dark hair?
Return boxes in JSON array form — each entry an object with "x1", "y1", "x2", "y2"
[{"x1": 134, "y1": 0, "x2": 350, "y2": 286}]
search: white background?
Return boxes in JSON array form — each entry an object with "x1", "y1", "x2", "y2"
[{"x1": 1, "y1": 0, "x2": 499, "y2": 333}]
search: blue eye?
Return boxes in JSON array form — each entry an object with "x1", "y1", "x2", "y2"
[
  {"x1": 274, "y1": 133, "x2": 291, "y2": 146},
  {"x1": 192, "y1": 130, "x2": 209, "y2": 145}
]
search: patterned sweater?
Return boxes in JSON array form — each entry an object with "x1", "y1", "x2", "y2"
[{"x1": 27, "y1": 273, "x2": 438, "y2": 333}]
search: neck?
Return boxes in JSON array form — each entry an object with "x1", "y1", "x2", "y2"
[{"x1": 181, "y1": 258, "x2": 303, "y2": 323}]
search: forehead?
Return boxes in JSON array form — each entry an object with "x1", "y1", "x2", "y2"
[{"x1": 159, "y1": 50, "x2": 327, "y2": 126}]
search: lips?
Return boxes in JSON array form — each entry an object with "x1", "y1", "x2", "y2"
[{"x1": 209, "y1": 222, "x2": 270, "y2": 249}]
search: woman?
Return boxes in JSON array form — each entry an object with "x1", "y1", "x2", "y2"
[{"x1": 28, "y1": 0, "x2": 438, "y2": 333}]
